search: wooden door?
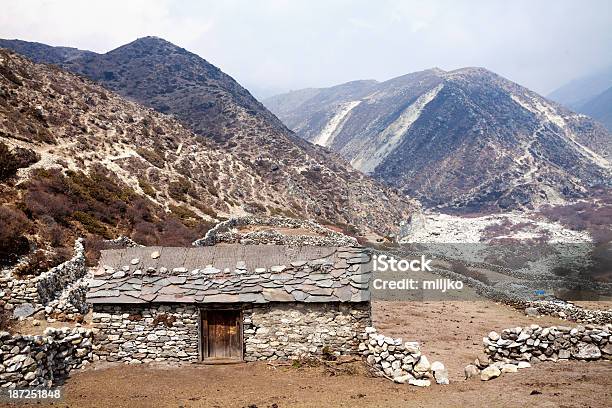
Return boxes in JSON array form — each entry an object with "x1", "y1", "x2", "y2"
[{"x1": 202, "y1": 309, "x2": 242, "y2": 361}]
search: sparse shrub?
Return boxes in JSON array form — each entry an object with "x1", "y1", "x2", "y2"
[
  {"x1": 168, "y1": 177, "x2": 195, "y2": 201},
  {"x1": 169, "y1": 204, "x2": 200, "y2": 227},
  {"x1": 0, "y1": 206, "x2": 31, "y2": 265},
  {"x1": 13, "y1": 249, "x2": 70, "y2": 278},
  {"x1": 138, "y1": 177, "x2": 156, "y2": 197},
  {"x1": 73, "y1": 211, "x2": 110, "y2": 237},
  {"x1": 135, "y1": 147, "x2": 165, "y2": 168}
]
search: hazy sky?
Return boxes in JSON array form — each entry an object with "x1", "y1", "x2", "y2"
[{"x1": 1, "y1": 0, "x2": 611, "y2": 98}]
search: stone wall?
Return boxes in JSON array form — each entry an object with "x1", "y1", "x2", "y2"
[
  {"x1": 0, "y1": 328, "x2": 93, "y2": 388},
  {"x1": 0, "y1": 239, "x2": 88, "y2": 319},
  {"x1": 92, "y1": 304, "x2": 200, "y2": 364},
  {"x1": 466, "y1": 324, "x2": 612, "y2": 381},
  {"x1": 359, "y1": 327, "x2": 447, "y2": 387},
  {"x1": 193, "y1": 216, "x2": 358, "y2": 247},
  {"x1": 484, "y1": 324, "x2": 611, "y2": 364},
  {"x1": 243, "y1": 302, "x2": 370, "y2": 361},
  {"x1": 92, "y1": 302, "x2": 371, "y2": 363}
]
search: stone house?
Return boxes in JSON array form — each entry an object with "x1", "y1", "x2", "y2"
[{"x1": 87, "y1": 245, "x2": 372, "y2": 364}]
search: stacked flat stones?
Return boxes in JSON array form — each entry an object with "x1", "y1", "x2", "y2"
[
  {"x1": 469, "y1": 324, "x2": 612, "y2": 381},
  {"x1": 525, "y1": 302, "x2": 612, "y2": 325},
  {"x1": 0, "y1": 328, "x2": 93, "y2": 388},
  {"x1": 0, "y1": 239, "x2": 87, "y2": 320},
  {"x1": 193, "y1": 216, "x2": 358, "y2": 247},
  {"x1": 87, "y1": 246, "x2": 371, "y2": 305},
  {"x1": 359, "y1": 327, "x2": 448, "y2": 387}
]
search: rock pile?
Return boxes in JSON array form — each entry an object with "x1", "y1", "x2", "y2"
[
  {"x1": 469, "y1": 324, "x2": 612, "y2": 381},
  {"x1": 193, "y1": 216, "x2": 358, "y2": 247},
  {"x1": 0, "y1": 327, "x2": 93, "y2": 388},
  {"x1": 525, "y1": 301, "x2": 612, "y2": 325},
  {"x1": 359, "y1": 327, "x2": 448, "y2": 387}
]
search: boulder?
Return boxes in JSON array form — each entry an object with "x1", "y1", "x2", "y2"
[
  {"x1": 572, "y1": 342, "x2": 601, "y2": 360},
  {"x1": 501, "y1": 364, "x2": 518, "y2": 373},
  {"x1": 408, "y1": 378, "x2": 431, "y2": 387},
  {"x1": 13, "y1": 303, "x2": 35, "y2": 319},
  {"x1": 517, "y1": 361, "x2": 531, "y2": 369},
  {"x1": 480, "y1": 366, "x2": 501, "y2": 381},
  {"x1": 525, "y1": 307, "x2": 539, "y2": 317},
  {"x1": 413, "y1": 355, "x2": 430, "y2": 372}
]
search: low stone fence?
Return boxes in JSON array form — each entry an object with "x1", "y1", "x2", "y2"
[
  {"x1": 193, "y1": 216, "x2": 358, "y2": 247},
  {"x1": 0, "y1": 328, "x2": 93, "y2": 388},
  {"x1": 0, "y1": 239, "x2": 88, "y2": 319},
  {"x1": 465, "y1": 324, "x2": 612, "y2": 381},
  {"x1": 359, "y1": 327, "x2": 447, "y2": 387}
]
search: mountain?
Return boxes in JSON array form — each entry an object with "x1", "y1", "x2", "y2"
[
  {"x1": 264, "y1": 68, "x2": 612, "y2": 212},
  {"x1": 0, "y1": 38, "x2": 417, "y2": 237},
  {"x1": 0, "y1": 38, "x2": 94, "y2": 64},
  {"x1": 0, "y1": 47, "x2": 417, "y2": 267},
  {"x1": 547, "y1": 65, "x2": 612, "y2": 110},
  {"x1": 579, "y1": 86, "x2": 612, "y2": 131}
]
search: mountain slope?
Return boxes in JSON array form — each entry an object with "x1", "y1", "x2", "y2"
[
  {"x1": 577, "y1": 86, "x2": 612, "y2": 132},
  {"x1": 0, "y1": 49, "x2": 416, "y2": 268},
  {"x1": 265, "y1": 68, "x2": 612, "y2": 212},
  {"x1": 0, "y1": 38, "x2": 417, "y2": 238},
  {"x1": 547, "y1": 65, "x2": 612, "y2": 110}
]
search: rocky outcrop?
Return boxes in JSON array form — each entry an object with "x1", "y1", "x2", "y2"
[{"x1": 0, "y1": 328, "x2": 93, "y2": 388}]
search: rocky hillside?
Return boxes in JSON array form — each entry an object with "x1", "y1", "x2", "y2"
[
  {"x1": 0, "y1": 37, "x2": 415, "y2": 229},
  {"x1": 265, "y1": 68, "x2": 612, "y2": 212},
  {"x1": 0, "y1": 48, "x2": 415, "y2": 268}
]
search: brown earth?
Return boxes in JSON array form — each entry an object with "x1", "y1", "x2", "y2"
[{"x1": 3, "y1": 300, "x2": 611, "y2": 408}]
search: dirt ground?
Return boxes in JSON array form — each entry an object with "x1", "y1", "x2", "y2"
[{"x1": 4, "y1": 300, "x2": 611, "y2": 408}]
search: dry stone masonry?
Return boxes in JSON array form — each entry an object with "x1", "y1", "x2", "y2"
[
  {"x1": 92, "y1": 305, "x2": 200, "y2": 364},
  {"x1": 88, "y1": 245, "x2": 372, "y2": 363},
  {"x1": 468, "y1": 324, "x2": 612, "y2": 381},
  {"x1": 0, "y1": 328, "x2": 93, "y2": 388},
  {"x1": 243, "y1": 303, "x2": 370, "y2": 361},
  {"x1": 193, "y1": 216, "x2": 358, "y2": 247},
  {"x1": 0, "y1": 239, "x2": 88, "y2": 320},
  {"x1": 359, "y1": 327, "x2": 448, "y2": 387}
]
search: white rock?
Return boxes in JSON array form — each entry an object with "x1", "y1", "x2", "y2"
[
  {"x1": 488, "y1": 331, "x2": 500, "y2": 341},
  {"x1": 517, "y1": 361, "x2": 531, "y2": 369},
  {"x1": 408, "y1": 378, "x2": 431, "y2": 387},
  {"x1": 414, "y1": 355, "x2": 430, "y2": 372},
  {"x1": 480, "y1": 366, "x2": 501, "y2": 381},
  {"x1": 501, "y1": 364, "x2": 518, "y2": 373},
  {"x1": 431, "y1": 361, "x2": 445, "y2": 372}
]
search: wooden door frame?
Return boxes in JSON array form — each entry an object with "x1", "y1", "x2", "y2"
[{"x1": 198, "y1": 306, "x2": 244, "y2": 363}]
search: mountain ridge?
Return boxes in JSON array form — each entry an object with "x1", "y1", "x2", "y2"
[{"x1": 265, "y1": 67, "x2": 612, "y2": 212}]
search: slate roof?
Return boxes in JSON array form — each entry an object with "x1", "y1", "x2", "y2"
[{"x1": 87, "y1": 245, "x2": 372, "y2": 304}]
